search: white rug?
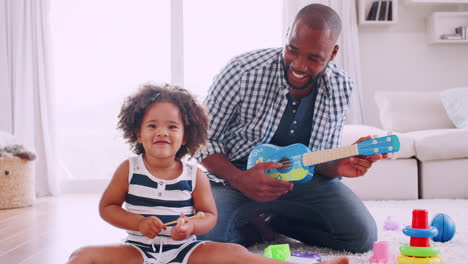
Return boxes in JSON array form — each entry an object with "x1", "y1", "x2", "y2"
[{"x1": 249, "y1": 199, "x2": 468, "y2": 264}]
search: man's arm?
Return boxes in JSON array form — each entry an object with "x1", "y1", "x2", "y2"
[
  {"x1": 200, "y1": 56, "x2": 292, "y2": 201},
  {"x1": 201, "y1": 153, "x2": 241, "y2": 184},
  {"x1": 196, "y1": 59, "x2": 242, "y2": 163}
]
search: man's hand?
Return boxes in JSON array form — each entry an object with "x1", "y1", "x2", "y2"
[
  {"x1": 322, "y1": 135, "x2": 388, "y2": 178},
  {"x1": 138, "y1": 216, "x2": 166, "y2": 239},
  {"x1": 229, "y1": 162, "x2": 293, "y2": 201}
]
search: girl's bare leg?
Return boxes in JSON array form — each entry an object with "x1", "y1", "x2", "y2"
[
  {"x1": 188, "y1": 242, "x2": 349, "y2": 264},
  {"x1": 67, "y1": 244, "x2": 143, "y2": 264}
]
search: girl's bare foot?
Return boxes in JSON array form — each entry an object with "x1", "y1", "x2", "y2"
[{"x1": 320, "y1": 256, "x2": 349, "y2": 264}]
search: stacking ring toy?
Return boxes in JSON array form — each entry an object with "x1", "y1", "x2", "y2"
[
  {"x1": 397, "y1": 255, "x2": 442, "y2": 264},
  {"x1": 400, "y1": 244, "x2": 440, "y2": 257},
  {"x1": 402, "y1": 225, "x2": 438, "y2": 238}
]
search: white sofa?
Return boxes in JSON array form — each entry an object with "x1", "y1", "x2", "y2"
[
  {"x1": 341, "y1": 125, "x2": 419, "y2": 200},
  {"x1": 341, "y1": 90, "x2": 468, "y2": 200}
]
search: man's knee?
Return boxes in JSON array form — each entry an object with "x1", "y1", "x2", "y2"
[{"x1": 346, "y1": 220, "x2": 377, "y2": 253}]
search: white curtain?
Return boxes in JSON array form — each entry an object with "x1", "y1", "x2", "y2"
[
  {"x1": 282, "y1": 0, "x2": 366, "y2": 124},
  {"x1": 1, "y1": 0, "x2": 60, "y2": 196}
]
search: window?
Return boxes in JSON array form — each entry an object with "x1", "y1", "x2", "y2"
[
  {"x1": 183, "y1": 0, "x2": 282, "y2": 99},
  {"x1": 50, "y1": 0, "x2": 171, "y2": 179},
  {"x1": 50, "y1": 0, "x2": 282, "y2": 182}
]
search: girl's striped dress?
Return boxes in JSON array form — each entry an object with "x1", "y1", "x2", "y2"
[{"x1": 123, "y1": 155, "x2": 204, "y2": 264}]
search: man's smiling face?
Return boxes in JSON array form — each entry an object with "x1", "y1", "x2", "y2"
[{"x1": 282, "y1": 19, "x2": 338, "y2": 90}]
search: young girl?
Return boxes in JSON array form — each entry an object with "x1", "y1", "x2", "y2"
[{"x1": 67, "y1": 84, "x2": 349, "y2": 264}]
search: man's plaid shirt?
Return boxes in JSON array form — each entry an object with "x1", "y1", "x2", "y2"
[{"x1": 196, "y1": 48, "x2": 354, "y2": 182}]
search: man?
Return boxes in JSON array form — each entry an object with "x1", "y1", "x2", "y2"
[{"x1": 196, "y1": 4, "x2": 383, "y2": 253}]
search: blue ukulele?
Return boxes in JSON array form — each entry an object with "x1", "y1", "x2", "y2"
[{"x1": 247, "y1": 135, "x2": 400, "y2": 184}]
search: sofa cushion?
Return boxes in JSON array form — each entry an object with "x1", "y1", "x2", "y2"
[
  {"x1": 342, "y1": 125, "x2": 415, "y2": 159},
  {"x1": 440, "y1": 87, "x2": 468, "y2": 129},
  {"x1": 418, "y1": 159, "x2": 468, "y2": 199},
  {"x1": 374, "y1": 91, "x2": 454, "y2": 132},
  {"x1": 406, "y1": 129, "x2": 468, "y2": 161},
  {"x1": 342, "y1": 159, "x2": 418, "y2": 200}
]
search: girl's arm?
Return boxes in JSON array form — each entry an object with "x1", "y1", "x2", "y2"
[
  {"x1": 184, "y1": 167, "x2": 218, "y2": 235},
  {"x1": 99, "y1": 160, "x2": 164, "y2": 234}
]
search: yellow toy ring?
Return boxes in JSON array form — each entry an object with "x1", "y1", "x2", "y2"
[{"x1": 398, "y1": 255, "x2": 442, "y2": 264}]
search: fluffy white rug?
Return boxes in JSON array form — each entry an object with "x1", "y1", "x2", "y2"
[{"x1": 249, "y1": 199, "x2": 467, "y2": 264}]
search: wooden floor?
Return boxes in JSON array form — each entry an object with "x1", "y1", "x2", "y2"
[{"x1": 0, "y1": 194, "x2": 126, "y2": 264}]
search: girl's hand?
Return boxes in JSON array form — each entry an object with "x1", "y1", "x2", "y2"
[
  {"x1": 138, "y1": 216, "x2": 166, "y2": 238},
  {"x1": 170, "y1": 214, "x2": 194, "y2": 241}
]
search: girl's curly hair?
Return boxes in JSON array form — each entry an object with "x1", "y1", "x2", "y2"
[{"x1": 117, "y1": 83, "x2": 209, "y2": 159}]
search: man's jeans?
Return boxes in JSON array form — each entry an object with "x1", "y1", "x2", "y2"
[{"x1": 198, "y1": 174, "x2": 377, "y2": 253}]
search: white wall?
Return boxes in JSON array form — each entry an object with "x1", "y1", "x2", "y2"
[{"x1": 359, "y1": 3, "x2": 468, "y2": 127}]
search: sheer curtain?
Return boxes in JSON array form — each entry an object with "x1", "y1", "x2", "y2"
[
  {"x1": 184, "y1": 0, "x2": 282, "y2": 100},
  {"x1": 282, "y1": 0, "x2": 366, "y2": 124},
  {"x1": 50, "y1": 1, "x2": 171, "y2": 190},
  {"x1": 1, "y1": 0, "x2": 59, "y2": 196}
]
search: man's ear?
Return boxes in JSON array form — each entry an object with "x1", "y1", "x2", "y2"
[{"x1": 330, "y1": 44, "x2": 339, "y2": 61}]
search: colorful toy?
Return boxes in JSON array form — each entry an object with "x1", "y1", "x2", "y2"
[
  {"x1": 263, "y1": 244, "x2": 322, "y2": 263},
  {"x1": 289, "y1": 252, "x2": 322, "y2": 263},
  {"x1": 247, "y1": 135, "x2": 400, "y2": 183},
  {"x1": 384, "y1": 216, "x2": 399, "y2": 231},
  {"x1": 397, "y1": 209, "x2": 443, "y2": 264},
  {"x1": 263, "y1": 244, "x2": 291, "y2": 261},
  {"x1": 369, "y1": 241, "x2": 395, "y2": 263},
  {"x1": 431, "y1": 213, "x2": 456, "y2": 242}
]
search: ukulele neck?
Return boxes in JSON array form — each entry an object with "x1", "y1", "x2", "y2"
[{"x1": 302, "y1": 145, "x2": 358, "y2": 166}]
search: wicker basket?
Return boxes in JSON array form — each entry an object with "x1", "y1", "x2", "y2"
[{"x1": 0, "y1": 157, "x2": 35, "y2": 209}]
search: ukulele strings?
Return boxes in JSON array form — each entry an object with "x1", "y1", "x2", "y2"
[{"x1": 267, "y1": 137, "x2": 393, "y2": 167}]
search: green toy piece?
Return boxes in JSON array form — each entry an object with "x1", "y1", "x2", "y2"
[{"x1": 263, "y1": 244, "x2": 291, "y2": 261}]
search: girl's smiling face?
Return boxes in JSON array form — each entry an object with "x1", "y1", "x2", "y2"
[{"x1": 137, "y1": 102, "x2": 186, "y2": 161}]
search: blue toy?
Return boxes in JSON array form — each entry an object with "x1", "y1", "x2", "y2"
[
  {"x1": 431, "y1": 213, "x2": 456, "y2": 242},
  {"x1": 247, "y1": 135, "x2": 400, "y2": 184},
  {"x1": 402, "y1": 225, "x2": 438, "y2": 237}
]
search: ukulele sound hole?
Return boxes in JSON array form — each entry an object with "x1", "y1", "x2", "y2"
[{"x1": 278, "y1": 158, "x2": 291, "y2": 171}]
